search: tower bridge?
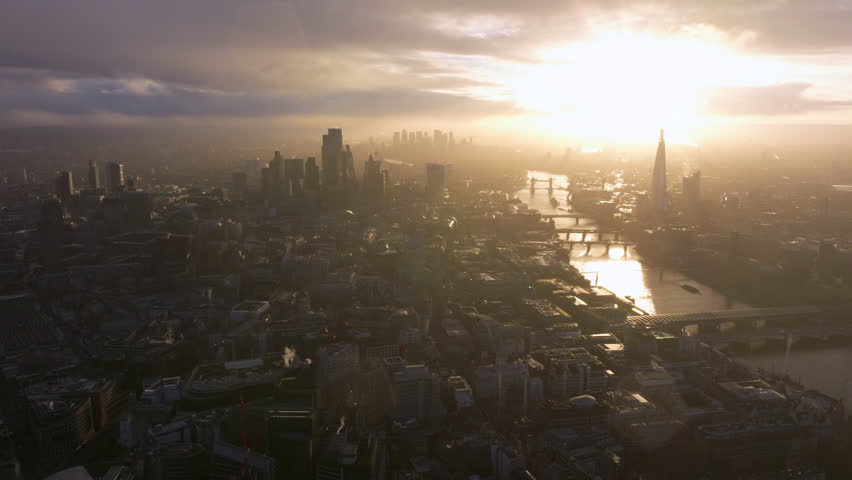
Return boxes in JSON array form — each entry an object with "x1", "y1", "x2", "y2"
[{"x1": 529, "y1": 177, "x2": 569, "y2": 194}]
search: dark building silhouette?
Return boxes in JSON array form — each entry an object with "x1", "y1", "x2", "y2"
[
  {"x1": 363, "y1": 154, "x2": 384, "y2": 206},
  {"x1": 284, "y1": 157, "x2": 304, "y2": 197},
  {"x1": 105, "y1": 161, "x2": 125, "y2": 193},
  {"x1": 651, "y1": 129, "x2": 667, "y2": 216},
  {"x1": 268, "y1": 151, "x2": 285, "y2": 202},
  {"x1": 54, "y1": 171, "x2": 74, "y2": 203},
  {"x1": 322, "y1": 128, "x2": 343, "y2": 187},
  {"x1": 343, "y1": 145, "x2": 356, "y2": 184},
  {"x1": 304, "y1": 157, "x2": 320, "y2": 191},
  {"x1": 87, "y1": 160, "x2": 100, "y2": 189}
]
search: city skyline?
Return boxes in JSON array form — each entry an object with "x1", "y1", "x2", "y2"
[{"x1": 4, "y1": 3, "x2": 852, "y2": 479}]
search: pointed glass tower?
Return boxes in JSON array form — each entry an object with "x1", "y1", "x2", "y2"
[{"x1": 651, "y1": 128, "x2": 667, "y2": 216}]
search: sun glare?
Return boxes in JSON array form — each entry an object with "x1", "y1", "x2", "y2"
[{"x1": 506, "y1": 31, "x2": 737, "y2": 141}]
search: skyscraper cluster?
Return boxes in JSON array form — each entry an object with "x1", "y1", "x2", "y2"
[
  {"x1": 253, "y1": 129, "x2": 388, "y2": 209},
  {"x1": 261, "y1": 151, "x2": 308, "y2": 203},
  {"x1": 391, "y1": 129, "x2": 458, "y2": 152}
]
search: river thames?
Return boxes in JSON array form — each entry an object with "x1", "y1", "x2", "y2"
[
  {"x1": 519, "y1": 170, "x2": 852, "y2": 406},
  {"x1": 518, "y1": 170, "x2": 749, "y2": 315}
]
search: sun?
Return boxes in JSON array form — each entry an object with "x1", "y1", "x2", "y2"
[{"x1": 506, "y1": 31, "x2": 731, "y2": 141}]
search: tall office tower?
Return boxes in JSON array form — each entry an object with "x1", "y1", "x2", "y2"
[
  {"x1": 408, "y1": 131, "x2": 416, "y2": 145},
  {"x1": 650, "y1": 129, "x2": 667, "y2": 216},
  {"x1": 304, "y1": 157, "x2": 320, "y2": 190},
  {"x1": 231, "y1": 172, "x2": 248, "y2": 200},
  {"x1": 401, "y1": 129, "x2": 408, "y2": 146},
  {"x1": 342, "y1": 145, "x2": 356, "y2": 184},
  {"x1": 283, "y1": 157, "x2": 305, "y2": 197},
  {"x1": 416, "y1": 131, "x2": 423, "y2": 145},
  {"x1": 425, "y1": 163, "x2": 446, "y2": 200},
  {"x1": 87, "y1": 160, "x2": 100, "y2": 188},
  {"x1": 322, "y1": 128, "x2": 343, "y2": 187},
  {"x1": 391, "y1": 364, "x2": 445, "y2": 421},
  {"x1": 54, "y1": 171, "x2": 74, "y2": 203},
  {"x1": 266, "y1": 151, "x2": 287, "y2": 202},
  {"x1": 104, "y1": 162, "x2": 125, "y2": 193},
  {"x1": 363, "y1": 154, "x2": 384, "y2": 206},
  {"x1": 393, "y1": 131, "x2": 400, "y2": 149}
]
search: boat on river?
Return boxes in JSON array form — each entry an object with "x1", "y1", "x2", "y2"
[{"x1": 680, "y1": 284, "x2": 700, "y2": 294}]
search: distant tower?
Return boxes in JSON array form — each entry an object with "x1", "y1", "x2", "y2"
[
  {"x1": 363, "y1": 153, "x2": 384, "y2": 206},
  {"x1": 651, "y1": 129, "x2": 667, "y2": 216},
  {"x1": 322, "y1": 128, "x2": 343, "y2": 187},
  {"x1": 88, "y1": 160, "x2": 100, "y2": 189},
  {"x1": 54, "y1": 171, "x2": 74, "y2": 203},
  {"x1": 104, "y1": 162, "x2": 125, "y2": 193},
  {"x1": 342, "y1": 145, "x2": 356, "y2": 184}
]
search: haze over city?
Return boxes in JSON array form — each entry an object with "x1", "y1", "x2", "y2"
[{"x1": 4, "y1": 2, "x2": 852, "y2": 480}]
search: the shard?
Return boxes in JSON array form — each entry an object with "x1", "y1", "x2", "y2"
[{"x1": 651, "y1": 128, "x2": 667, "y2": 216}]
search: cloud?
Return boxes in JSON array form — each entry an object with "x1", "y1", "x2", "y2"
[
  {"x1": 1, "y1": 1, "x2": 852, "y2": 127},
  {"x1": 0, "y1": 68, "x2": 515, "y2": 127},
  {"x1": 700, "y1": 83, "x2": 852, "y2": 116}
]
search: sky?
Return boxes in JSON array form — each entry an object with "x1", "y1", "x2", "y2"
[{"x1": 2, "y1": 0, "x2": 852, "y2": 143}]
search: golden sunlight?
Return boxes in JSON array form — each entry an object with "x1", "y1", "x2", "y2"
[{"x1": 506, "y1": 31, "x2": 772, "y2": 141}]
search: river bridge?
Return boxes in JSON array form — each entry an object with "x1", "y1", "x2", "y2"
[
  {"x1": 626, "y1": 305, "x2": 824, "y2": 332},
  {"x1": 529, "y1": 177, "x2": 569, "y2": 194},
  {"x1": 553, "y1": 228, "x2": 623, "y2": 240},
  {"x1": 541, "y1": 213, "x2": 584, "y2": 225}
]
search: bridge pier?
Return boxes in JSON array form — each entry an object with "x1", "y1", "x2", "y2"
[
  {"x1": 605, "y1": 244, "x2": 611, "y2": 254},
  {"x1": 581, "y1": 231, "x2": 587, "y2": 241},
  {"x1": 547, "y1": 178, "x2": 553, "y2": 195},
  {"x1": 585, "y1": 243, "x2": 591, "y2": 255}
]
